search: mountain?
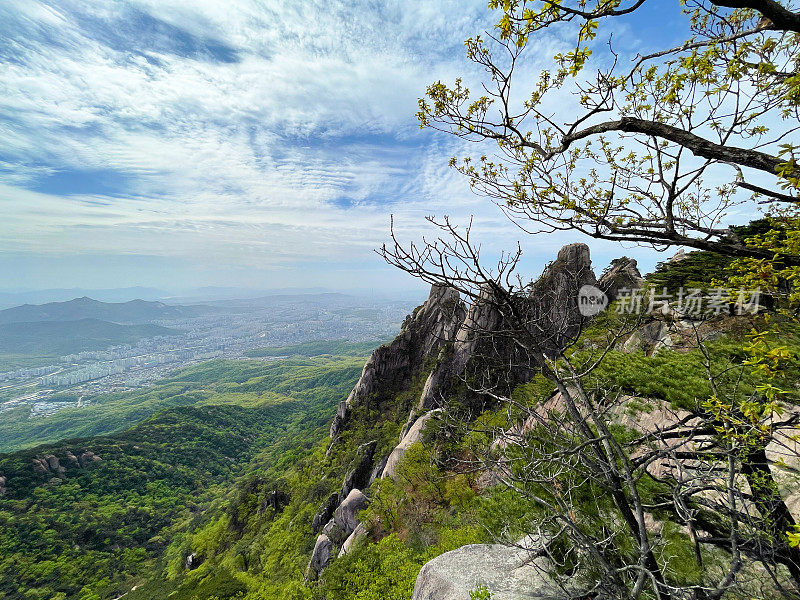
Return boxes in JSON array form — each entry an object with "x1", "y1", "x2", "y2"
[
  {"x1": 0, "y1": 318, "x2": 179, "y2": 356},
  {"x1": 0, "y1": 287, "x2": 170, "y2": 308},
  {"x1": 0, "y1": 297, "x2": 212, "y2": 325},
  {"x1": 2, "y1": 243, "x2": 797, "y2": 600},
  {"x1": 0, "y1": 353, "x2": 367, "y2": 600}
]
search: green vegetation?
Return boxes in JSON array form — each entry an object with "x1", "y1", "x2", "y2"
[
  {"x1": 245, "y1": 339, "x2": 386, "y2": 358},
  {"x1": 644, "y1": 220, "x2": 780, "y2": 293},
  {"x1": 0, "y1": 402, "x2": 306, "y2": 600},
  {"x1": 0, "y1": 354, "x2": 59, "y2": 372},
  {"x1": 0, "y1": 351, "x2": 369, "y2": 600},
  {"x1": 0, "y1": 356, "x2": 365, "y2": 453}
]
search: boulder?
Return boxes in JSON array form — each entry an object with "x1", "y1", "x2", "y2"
[
  {"x1": 65, "y1": 451, "x2": 79, "y2": 466},
  {"x1": 185, "y1": 553, "x2": 203, "y2": 570},
  {"x1": 334, "y1": 488, "x2": 368, "y2": 537},
  {"x1": 45, "y1": 455, "x2": 60, "y2": 471},
  {"x1": 0, "y1": 475, "x2": 6, "y2": 497},
  {"x1": 79, "y1": 451, "x2": 101, "y2": 467},
  {"x1": 32, "y1": 458, "x2": 49, "y2": 474},
  {"x1": 338, "y1": 522, "x2": 367, "y2": 558},
  {"x1": 382, "y1": 410, "x2": 442, "y2": 479},
  {"x1": 622, "y1": 320, "x2": 672, "y2": 354},
  {"x1": 330, "y1": 284, "x2": 465, "y2": 438},
  {"x1": 341, "y1": 440, "x2": 376, "y2": 498},
  {"x1": 412, "y1": 542, "x2": 563, "y2": 600},
  {"x1": 305, "y1": 534, "x2": 333, "y2": 581}
]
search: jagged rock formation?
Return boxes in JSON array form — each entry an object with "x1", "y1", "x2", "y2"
[
  {"x1": 412, "y1": 540, "x2": 562, "y2": 600},
  {"x1": 597, "y1": 257, "x2": 645, "y2": 301},
  {"x1": 329, "y1": 284, "x2": 465, "y2": 439},
  {"x1": 526, "y1": 242, "x2": 598, "y2": 356},
  {"x1": 0, "y1": 476, "x2": 5, "y2": 497},
  {"x1": 418, "y1": 243, "x2": 597, "y2": 410},
  {"x1": 312, "y1": 493, "x2": 340, "y2": 533},
  {"x1": 308, "y1": 243, "x2": 616, "y2": 580},
  {"x1": 341, "y1": 440, "x2": 376, "y2": 498},
  {"x1": 382, "y1": 409, "x2": 442, "y2": 479}
]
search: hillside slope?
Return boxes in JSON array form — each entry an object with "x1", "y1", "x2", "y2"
[{"x1": 0, "y1": 318, "x2": 179, "y2": 355}]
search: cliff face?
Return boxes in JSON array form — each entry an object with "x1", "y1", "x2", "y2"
[
  {"x1": 329, "y1": 284, "x2": 466, "y2": 439},
  {"x1": 333, "y1": 243, "x2": 599, "y2": 435}
]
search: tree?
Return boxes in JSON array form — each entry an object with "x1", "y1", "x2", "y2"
[{"x1": 417, "y1": 0, "x2": 800, "y2": 265}]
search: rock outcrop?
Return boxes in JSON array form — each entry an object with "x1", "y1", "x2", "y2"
[
  {"x1": 338, "y1": 522, "x2": 367, "y2": 558},
  {"x1": 418, "y1": 243, "x2": 597, "y2": 410},
  {"x1": 382, "y1": 409, "x2": 442, "y2": 479},
  {"x1": 33, "y1": 455, "x2": 66, "y2": 475},
  {"x1": 334, "y1": 489, "x2": 368, "y2": 537},
  {"x1": 308, "y1": 244, "x2": 620, "y2": 581},
  {"x1": 312, "y1": 493, "x2": 340, "y2": 534},
  {"x1": 79, "y1": 451, "x2": 101, "y2": 467},
  {"x1": 341, "y1": 440, "x2": 376, "y2": 498},
  {"x1": 0, "y1": 476, "x2": 6, "y2": 497},
  {"x1": 305, "y1": 534, "x2": 333, "y2": 581},
  {"x1": 526, "y1": 243, "x2": 598, "y2": 356},
  {"x1": 185, "y1": 552, "x2": 203, "y2": 571},
  {"x1": 330, "y1": 284, "x2": 465, "y2": 439},
  {"x1": 597, "y1": 257, "x2": 645, "y2": 301},
  {"x1": 412, "y1": 541, "x2": 563, "y2": 600},
  {"x1": 32, "y1": 450, "x2": 101, "y2": 476}
]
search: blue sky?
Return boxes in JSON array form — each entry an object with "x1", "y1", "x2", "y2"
[{"x1": 0, "y1": 0, "x2": 691, "y2": 296}]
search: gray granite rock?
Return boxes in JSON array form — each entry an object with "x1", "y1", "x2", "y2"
[
  {"x1": 412, "y1": 542, "x2": 565, "y2": 600},
  {"x1": 305, "y1": 534, "x2": 333, "y2": 581},
  {"x1": 329, "y1": 284, "x2": 465, "y2": 438},
  {"x1": 382, "y1": 409, "x2": 442, "y2": 479},
  {"x1": 333, "y1": 488, "x2": 368, "y2": 537}
]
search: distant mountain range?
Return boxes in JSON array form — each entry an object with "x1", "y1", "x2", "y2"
[
  {"x1": 0, "y1": 297, "x2": 212, "y2": 325},
  {"x1": 0, "y1": 287, "x2": 169, "y2": 308}
]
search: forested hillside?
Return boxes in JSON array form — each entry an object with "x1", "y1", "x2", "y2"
[
  {"x1": 0, "y1": 353, "x2": 369, "y2": 600},
  {"x1": 0, "y1": 355, "x2": 366, "y2": 453}
]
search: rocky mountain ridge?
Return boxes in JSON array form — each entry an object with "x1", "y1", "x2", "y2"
[{"x1": 308, "y1": 243, "x2": 616, "y2": 582}]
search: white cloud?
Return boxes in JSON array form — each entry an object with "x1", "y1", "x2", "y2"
[{"x1": 0, "y1": 0, "x2": 663, "y2": 291}]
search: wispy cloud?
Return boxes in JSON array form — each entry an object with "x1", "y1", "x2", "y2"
[{"x1": 0, "y1": 0, "x2": 673, "y2": 292}]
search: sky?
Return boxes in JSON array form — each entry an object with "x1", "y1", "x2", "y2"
[{"x1": 0, "y1": 0, "x2": 692, "y2": 297}]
